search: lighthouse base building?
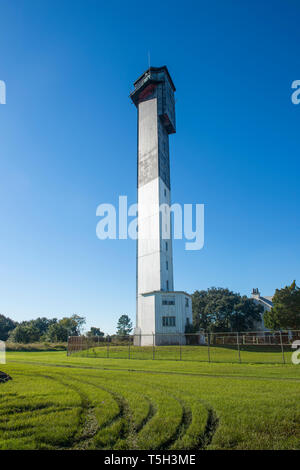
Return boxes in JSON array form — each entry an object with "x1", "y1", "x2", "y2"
[{"x1": 135, "y1": 291, "x2": 192, "y2": 346}]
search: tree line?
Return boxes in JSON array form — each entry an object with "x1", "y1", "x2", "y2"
[
  {"x1": 191, "y1": 288, "x2": 263, "y2": 332},
  {"x1": 0, "y1": 313, "x2": 133, "y2": 343},
  {"x1": 191, "y1": 281, "x2": 300, "y2": 332},
  {"x1": 0, "y1": 282, "x2": 299, "y2": 343},
  {"x1": 0, "y1": 315, "x2": 87, "y2": 343}
]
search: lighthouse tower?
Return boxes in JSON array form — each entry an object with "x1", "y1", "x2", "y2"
[{"x1": 130, "y1": 66, "x2": 192, "y2": 346}]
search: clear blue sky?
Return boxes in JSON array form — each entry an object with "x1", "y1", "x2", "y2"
[{"x1": 0, "y1": 0, "x2": 299, "y2": 334}]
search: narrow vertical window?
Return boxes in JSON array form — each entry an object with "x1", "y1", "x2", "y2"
[
  {"x1": 166, "y1": 261, "x2": 168, "y2": 270},
  {"x1": 162, "y1": 316, "x2": 176, "y2": 327},
  {"x1": 166, "y1": 280, "x2": 169, "y2": 291},
  {"x1": 166, "y1": 242, "x2": 168, "y2": 251}
]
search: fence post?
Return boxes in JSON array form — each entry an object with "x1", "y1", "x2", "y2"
[
  {"x1": 128, "y1": 336, "x2": 131, "y2": 360},
  {"x1": 152, "y1": 333, "x2": 155, "y2": 360},
  {"x1": 107, "y1": 336, "x2": 109, "y2": 359},
  {"x1": 179, "y1": 334, "x2": 182, "y2": 361},
  {"x1": 279, "y1": 331, "x2": 285, "y2": 364},
  {"x1": 207, "y1": 332, "x2": 211, "y2": 363},
  {"x1": 237, "y1": 332, "x2": 241, "y2": 363}
]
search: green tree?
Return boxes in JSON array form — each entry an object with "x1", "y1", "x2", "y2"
[
  {"x1": 58, "y1": 315, "x2": 86, "y2": 337},
  {"x1": 230, "y1": 297, "x2": 263, "y2": 331},
  {"x1": 8, "y1": 317, "x2": 59, "y2": 343},
  {"x1": 46, "y1": 315, "x2": 86, "y2": 341},
  {"x1": 86, "y1": 327, "x2": 104, "y2": 337},
  {"x1": 264, "y1": 280, "x2": 300, "y2": 330},
  {"x1": 0, "y1": 314, "x2": 17, "y2": 341},
  {"x1": 8, "y1": 324, "x2": 41, "y2": 343},
  {"x1": 192, "y1": 290, "x2": 211, "y2": 331},
  {"x1": 5, "y1": 314, "x2": 86, "y2": 344},
  {"x1": 70, "y1": 315, "x2": 86, "y2": 335},
  {"x1": 192, "y1": 287, "x2": 263, "y2": 332},
  {"x1": 116, "y1": 315, "x2": 133, "y2": 336},
  {"x1": 29, "y1": 317, "x2": 57, "y2": 338},
  {"x1": 47, "y1": 323, "x2": 70, "y2": 342}
]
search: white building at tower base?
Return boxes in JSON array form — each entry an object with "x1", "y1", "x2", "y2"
[{"x1": 134, "y1": 290, "x2": 192, "y2": 346}]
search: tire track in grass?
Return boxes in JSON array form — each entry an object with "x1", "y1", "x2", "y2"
[
  {"x1": 3, "y1": 369, "x2": 219, "y2": 450},
  {"x1": 48, "y1": 372, "x2": 212, "y2": 451},
  {"x1": 159, "y1": 398, "x2": 192, "y2": 450},
  {"x1": 65, "y1": 374, "x2": 130, "y2": 450},
  {"x1": 69, "y1": 373, "x2": 159, "y2": 450},
  {"x1": 86, "y1": 378, "x2": 189, "y2": 451},
  {"x1": 43, "y1": 375, "x2": 115, "y2": 450},
  {"x1": 39, "y1": 372, "x2": 129, "y2": 450},
  {"x1": 0, "y1": 371, "x2": 84, "y2": 449},
  {"x1": 45, "y1": 373, "x2": 157, "y2": 450},
  {"x1": 136, "y1": 396, "x2": 156, "y2": 433},
  {"x1": 1, "y1": 370, "x2": 135, "y2": 450},
  {"x1": 0, "y1": 372, "x2": 75, "y2": 422},
  {"x1": 133, "y1": 385, "x2": 187, "y2": 450},
  {"x1": 42, "y1": 373, "x2": 127, "y2": 450},
  {"x1": 137, "y1": 382, "x2": 218, "y2": 451},
  {"x1": 10, "y1": 360, "x2": 300, "y2": 383},
  {"x1": 91, "y1": 387, "x2": 130, "y2": 449},
  {"x1": 37, "y1": 374, "x2": 90, "y2": 449},
  {"x1": 74, "y1": 377, "x2": 154, "y2": 450},
  {"x1": 123, "y1": 396, "x2": 157, "y2": 450},
  {"x1": 37, "y1": 373, "x2": 123, "y2": 450},
  {"x1": 74, "y1": 405, "x2": 99, "y2": 450},
  {"x1": 169, "y1": 392, "x2": 219, "y2": 450},
  {"x1": 126, "y1": 376, "x2": 193, "y2": 450},
  {"x1": 201, "y1": 406, "x2": 219, "y2": 449}
]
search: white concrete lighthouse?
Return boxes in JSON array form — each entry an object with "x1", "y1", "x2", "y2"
[{"x1": 130, "y1": 66, "x2": 192, "y2": 346}]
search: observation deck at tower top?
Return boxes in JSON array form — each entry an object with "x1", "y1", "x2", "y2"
[
  {"x1": 130, "y1": 66, "x2": 176, "y2": 106},
  {"x1": 130, "y1": 66, "x2": 176, "y2": 135}
]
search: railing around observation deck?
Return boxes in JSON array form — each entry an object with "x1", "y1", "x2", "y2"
[{"x1": 67, "y1": 330, "x2": 300, "y2": 365}]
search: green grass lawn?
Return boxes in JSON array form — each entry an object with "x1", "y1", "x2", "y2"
[
  {"x1": 0, "y1": 350, "x2": 299, "y2": 450},
  {"x1": 75, "y1": 343, "x2": 292, "y2": 364}
]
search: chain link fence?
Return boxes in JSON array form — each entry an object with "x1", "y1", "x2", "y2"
[{"x1": 67, "y1": 330, "x2": 300, "y2": 364}]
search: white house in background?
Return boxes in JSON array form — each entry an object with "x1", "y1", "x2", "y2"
[
  {"x1": 251, "y1": 288, "x2": 274, "y2": 331},
  {"x1": 130, "y1": 66, "x2": 192, "y2": 346}
]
